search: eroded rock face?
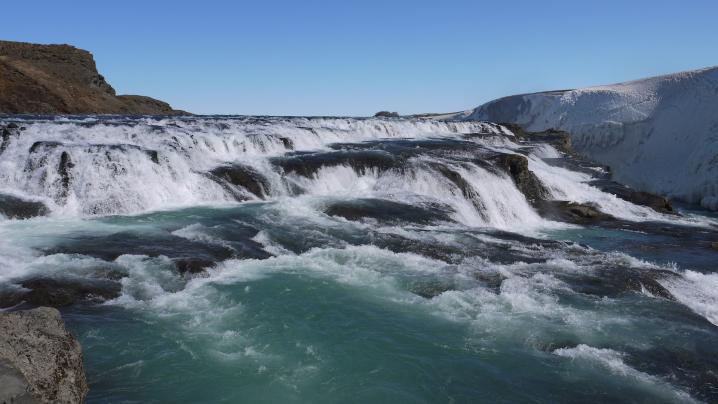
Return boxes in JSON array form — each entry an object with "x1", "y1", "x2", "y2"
[
  {"x1": 209, "y1": 164, "x2": 271, "y2": 199},
  {"x1": 0, "y1": 307, "x2": 88, "y2": 403},
  {"x1": 0, "y1": 40, "x2": 186, "y2": 115},
  {"x1": 490, "y1": 153, "x2": 549, "y2": 203}
]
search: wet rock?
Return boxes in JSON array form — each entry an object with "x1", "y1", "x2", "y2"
[
  {"x1": 209, "y1": 164, "x2": 271, "y2": 199},
  {"x1": 2, "y1": 277, "x2": 122, "y2": 308},
  {"x1": 279, "y1": 137, "x2": 294, "y2": 150},
  {"x1": 145, "y1": 149, "x2": 160, "y2": 164},
  {"x1": 58, "y1": 151, "x2": 74, "y2": 198},
  {"x1": 375, "y1": 234, "x2": 467, "y2": 264},
  {"x1": 273, "y1": 150, "x2": 402, "y2": 178},
  {"x1": 173, "y1": 258, "x2": 215, "y2": 275},
  {"x1": 0, "y1": 123, "x2": 21, "y2": 154},
  {"x1": 0, "y1": 194, "x2": 49, "y2": 219},
  {"x1": 536, "y1": 200, "x2": 614, "y2": 224},
  {"x1": 490, "y1": 153, "x2": 548, "y2": 203},
  {"x1": 503, "y1": 123, "x2": 572, "y2": 153},
  {"x1": 430, "y1": 163, "x2": 483, "y2": 211},
  {"x1": 591, "y1": 180, "x2": 673, "y2": 214},
  {"x1": 0, "y1": 307, "x2": 88, "y2": 403},
  {"x1": 324, "y1": 198, "x2": 452, "y2": 225},
  {"x1": 407, "y1": 279, "x2": 455, "y2": 298},
  {"x1": 569, "y1": 267, "x2": 676, "y2": 300},
  {"x1": 630, "y1": 346, "x2": 718, "y2": 402}
]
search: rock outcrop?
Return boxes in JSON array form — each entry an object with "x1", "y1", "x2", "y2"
[
  {"x1": 0, "y1": 40, "x2": 187, "y2": 115},
  {"x1": 374, "y1": 111, "x2": 400, "y2": 118},
  {"x1": 0, "y1": 307, "x2": 88, "y2": 403}
]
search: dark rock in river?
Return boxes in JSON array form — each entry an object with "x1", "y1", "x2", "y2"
[
  {"x1": 591, "y1": 180, "x2": 674, "y2": 214},
  {"x1": 273, "y1": 150, "x2": 402, "y2": 177},
  {"x1": 570, "y1": 267, "x2": 677, "y2": 300},
  {"x1": 0, "y1": 307, "x2": 88, "y2": 403},
  {"x1": 502, "y1": 123, "x2": 572, "y2": 154},
  {"x1": 536, "y1": 200, "x2": 614, "y2": 224},
  {"x1": 173, "y1": 258, "x2": 215, "y2": 276},
  {"x1": 324, "y1": 198, "x2": 453, "y2": 225},
  {"x1": 58, "y1": 151, "x2": 74, "y2": 198},
  {"x1": 490, "y1": 153, "x2": 548, "y2": 203},
  {"x1": 0, "y1": 194, "x2": 49, "y2": 219},
  {"x1": 18, "y1": 277, "x2": 121, "y2": 308},
  {"x1": 209, "y1": 164, "x2": 271, "y2": 199}
]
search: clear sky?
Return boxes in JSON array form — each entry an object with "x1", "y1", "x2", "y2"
[{"x1": 2, "y1": 0, "x2": 717, "y2": 115}]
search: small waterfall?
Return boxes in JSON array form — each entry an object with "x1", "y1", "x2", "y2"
[{"x1": 0, "y1": 115, "x2": 700, "y2": 232}]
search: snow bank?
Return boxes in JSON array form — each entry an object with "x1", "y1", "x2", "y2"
[{"x1": 457, "y1": 67, "x2": 718, "y2": 210}]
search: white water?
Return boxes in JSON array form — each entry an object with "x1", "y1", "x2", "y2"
[{"x1": 0, "y1": 117, "x2": 492, "y2": 216}]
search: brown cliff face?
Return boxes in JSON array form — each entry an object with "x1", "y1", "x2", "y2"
[{"x1": 0, "y1": 40, "x2": 188, "y2": 115}]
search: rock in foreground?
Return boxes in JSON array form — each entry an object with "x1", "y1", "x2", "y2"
[{"x1": 0, "y1": 307, "x2": 87, "y2": 403}]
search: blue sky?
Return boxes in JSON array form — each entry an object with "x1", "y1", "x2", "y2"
[{"x1": 2, "y1": 1, "x2": 717, "y2": 115}]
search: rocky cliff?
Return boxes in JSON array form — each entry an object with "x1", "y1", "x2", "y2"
[{"x1": 0, "y1": 40, "x2": 186, "y2": 115}]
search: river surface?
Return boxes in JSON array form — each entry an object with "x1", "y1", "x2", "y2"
[{"x1": 0, "y1": 116, "x2": 716, "y2": 403}]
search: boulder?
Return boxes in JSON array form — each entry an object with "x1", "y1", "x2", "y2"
[
  {"x1": 0, "y1": 194, "x2": 49, "y2": 219},
  {"x1": 536, "y1": 200, "x2": 614, "y2": 224},
  {"x1": 0, "y1": 307, "x2": 88, "y2": 403},
  {"x1": 209, "y1": 164, "x2": 271, "y2": 199}
]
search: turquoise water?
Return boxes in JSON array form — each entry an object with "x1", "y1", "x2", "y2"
[
  {"x1": 1, "y1": 116, "x2": 716, "y2": 403},
  {"x1": 31, "y1": 203, "x2": 711, "y2": 403}
]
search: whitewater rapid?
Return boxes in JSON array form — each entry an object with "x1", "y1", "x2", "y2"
[{"x1": 1, "y1": 116, "x2": 717, "y2": 403}]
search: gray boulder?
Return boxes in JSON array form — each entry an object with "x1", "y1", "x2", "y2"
[{"x1": 0, "y1": 307, "x2": 87, "y2": 403}]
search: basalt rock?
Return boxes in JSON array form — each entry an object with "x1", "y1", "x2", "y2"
[
  {"x1": 273, "y1": 150, "x2": 402, "y2": 177},
  {"x1": 0, "y1": 307, "x2": 88, "y2": 403},
  {"x1": 0, "y1": 194, "x2": 49, "y2": 219},
  {"x1": 323, "y1": 198, "x2": 452, "y2": 225},
  {"x1": 490, "y1": 153, "x2": 549, "y2": 203},
  {"x1": 173, "y1": 258, "x2": 215, "y2": 276},
  {"x1": 569, "y1": 267, "x2": 676, "y2": 300},
  {"x1": 501, "y1": 123, "x2": 572, "y2": 153},
  {"x1": 536, "y1": 200, "x2": 614, "y2": 224},
  {"x1": 18, "y1": 277, "x2": 121, "y2": 308},
  {"x1": 209, "y1": 164, "x2": 271, "y2": 199},
  {"x1": 591, "y1": 180, "x2": 674, "y2": 214}
]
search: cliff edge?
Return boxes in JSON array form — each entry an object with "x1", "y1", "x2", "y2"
[{"x1": 0, "y1": 40, "x2": 187, "y2": 115}]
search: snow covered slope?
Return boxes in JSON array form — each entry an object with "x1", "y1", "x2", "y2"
[{"x1": 457, "y1": 67, "x2": 718, "y2": 210}]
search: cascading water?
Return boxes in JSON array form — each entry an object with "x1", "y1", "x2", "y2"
[{"x1": 1, "y1": 116, "x2": 717, "y2": 403}]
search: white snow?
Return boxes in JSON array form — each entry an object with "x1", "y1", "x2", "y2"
[{"x1": 456, "y1": 66, "x2": 718, "y2": 210}]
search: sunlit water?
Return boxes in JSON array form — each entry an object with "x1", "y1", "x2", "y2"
[{"x1": 0, "y1": 116, "x2": 716, "y2": 403}]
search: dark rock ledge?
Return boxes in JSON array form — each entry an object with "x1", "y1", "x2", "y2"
[{"x1": 0, "y1": 307, "x2": 87, "y2": 403}]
